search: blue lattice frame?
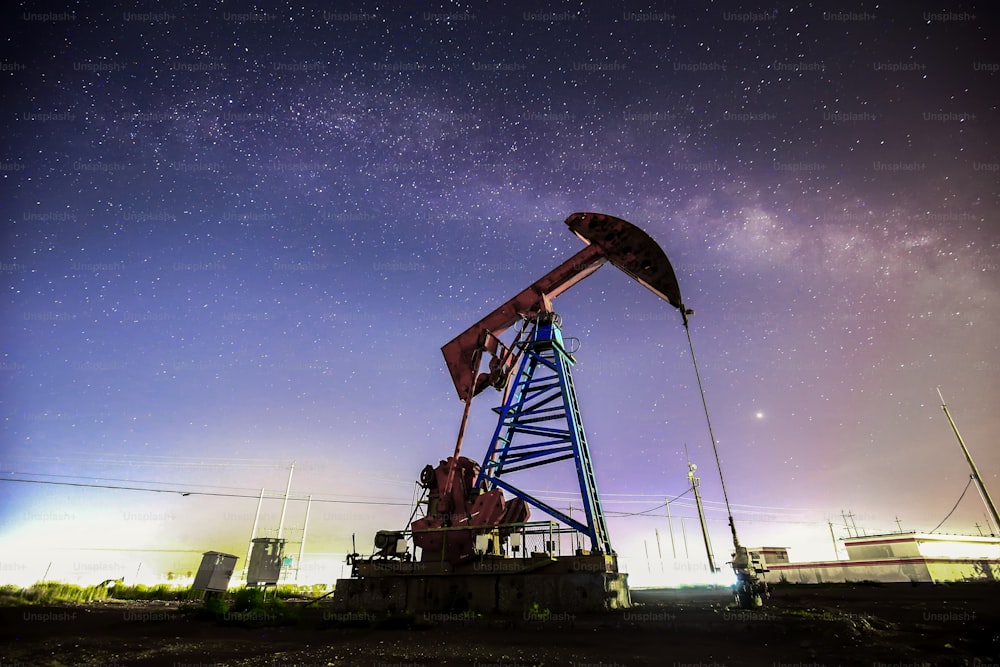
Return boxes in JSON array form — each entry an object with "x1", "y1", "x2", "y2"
[{"x1": 475, "y1": 313, "x2": 613, "y2": 554}]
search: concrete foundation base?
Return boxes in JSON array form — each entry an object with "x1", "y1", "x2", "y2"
[{"x1": 331, "y1": 570, "x2": 631, "y2": 614}]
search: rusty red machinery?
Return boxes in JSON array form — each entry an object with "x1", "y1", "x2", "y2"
[
  {"x1": 409, "y1": 212, "x2": 689, "y2": 567},
  {"x1": 338, "y1": 211, "x2": 768, "y2": 611},
  {"x1": 410, "y1": 455, "x2": 531, "y2": 566},
  {"x1": 439, "y1": 211, "x2": 685, "y2": 404}
]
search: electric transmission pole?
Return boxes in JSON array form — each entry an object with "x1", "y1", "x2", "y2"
[{"x1": 687, "y1": 450, "x2": 717, "y2": 572}]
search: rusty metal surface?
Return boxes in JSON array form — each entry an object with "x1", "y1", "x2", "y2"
[
  {"x1": 565, "y1": 211, "x2": 684, "y2": 309},
  {"x1": 411, "y1": 456, "x2": 533, "y2": 565},
  {"x1": 440, "y1": 212, "x2": 684, "y2": 402},
  {"x1": 441, "y1": 243, "x2": 605, "y2": 401}
]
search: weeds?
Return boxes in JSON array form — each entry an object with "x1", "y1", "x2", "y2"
[
  {"x1": 111, "y1": 583, "x2": 202, "y2": 601},
  {"x1": 0, "y1": 581, "x2": 326, "y2": 606},
  {"x1": 525, "y1": 601, "x2": 552, "y2": 620},
  {"x1": 0, "y1": 580, "x2": 304, "y2": 628},
  {"x1": 274, "y1": 582, "x2": 329, "y2": 598},
  {"x1": 2, "y1": 582, "x2": 110, "y2": 604},
  {"x1": 231, "y1": 586, "x2": 266, "y2": 611},
  {"x1": 201, "y1": 593, "x2": 229, "y2": 617}
]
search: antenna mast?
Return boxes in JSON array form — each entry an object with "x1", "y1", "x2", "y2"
[{"x1": 937, "y1": 387, "x2": 1000, "y2": 536}]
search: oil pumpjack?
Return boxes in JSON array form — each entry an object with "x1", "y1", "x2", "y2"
[{"x1": 333, "y1": 212, "x2": 768, "y2": 613}]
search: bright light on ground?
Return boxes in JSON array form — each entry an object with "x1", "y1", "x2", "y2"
[{"x1": 619, "y1": 555, "x2": 737, "y2": 589}]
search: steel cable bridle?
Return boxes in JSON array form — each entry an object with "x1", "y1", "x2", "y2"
[{"x1": 683, "y1": 310, "x2": 740, "y2": 549}]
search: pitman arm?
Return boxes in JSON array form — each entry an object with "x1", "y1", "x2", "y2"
[{"x1": 441, "y1": 212, "x2": 686, "y2": 401}]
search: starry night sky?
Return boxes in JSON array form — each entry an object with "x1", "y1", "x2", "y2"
[{"x1": 2, "y1": 1, "x2": 998, "y2": 585}]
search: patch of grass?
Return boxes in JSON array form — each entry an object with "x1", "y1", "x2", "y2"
[
  {"x1": 8, "y1": 582, "x2": 110, "y2": 604},
  {"x1": 525, "y1": 601, "x2": 551, "y2": 620},
  {"x1": 109, "y1": 583, "x2": 202, "y2": 601},
  {"x1": 0, "y1": 581, "x2": 214, "y2": 606},
  {"x1": 274, "y1": 583, "x2": 329, "y2": 598},
  {"x1": 231, "y1": 586, "x2": 266, "y2": 612},
  {"x1": 183, "y1": 587, "x2": 299, "y2": 626},
  {"x1": 202, "y1": 593, "x2": 230, "y2": 617},
  {"x1": 0, "y1": 584, "x2": 33, "y2": 606},
  {"x1": 1, "y1": 581, "x2": 312, "y2": 628}
]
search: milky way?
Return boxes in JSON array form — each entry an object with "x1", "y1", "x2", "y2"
[{"x1": 2, "y1": 2, "x2": 998, "y2": 583}]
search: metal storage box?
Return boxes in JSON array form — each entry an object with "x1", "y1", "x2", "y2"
[
  {"x1": 192, "y1": 551, "x2": 239, "y2": 592},
  {"x1": 247, "y1": 537, "x2": 286, "y2": 586}
]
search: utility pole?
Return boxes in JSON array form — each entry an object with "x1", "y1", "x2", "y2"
[
  {"x1": 894, "y1": 516, "x2": 903, "y2": 533},
  {"x1": 681, "y1": 517, "x2": 689, "y2": 558},
  {"x1": 246, "y1": 487, "x2": 265, "y2": 579},
  {"x1": 277, "y1": 462, "x2": 295, "y2": 539},
  {"x1": 937, "y1": 388, "x2": 1000, "y2": 537},
  {"x1": 665, "y1": 497, "x2": 677, "y2": 558},
  {"x1": 844, "y1": 510, "x2": 859, "y2": 537},
  {"x1": 982, "y1": 512, "x2": 998, "y2": 538},
  {"x1": 296, "y1": 495, "x2": 312, "y2": 582},
  {"x1": 655, "y1": 528, "x2": 664, "y2": 573},
  {"x1": 841, "y1": 510, "x2": 853, "y2": 538},
  {"x1": 569, "y1": 503, "x2": 582, "y2": 551},
  {"x1": 688, "y1": 451, "x2": 716, "y2": 572},
  {"x1": 828, "y1": 520, "x2": 839, "y2": 559}
]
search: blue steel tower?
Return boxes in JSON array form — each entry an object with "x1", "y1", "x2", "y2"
[
  {"x1": 475, "y1": 312, "x2": 612, "y2": 554},
  {"x1": 429, "y1": 212, "x2": 688, "y2": 566}
]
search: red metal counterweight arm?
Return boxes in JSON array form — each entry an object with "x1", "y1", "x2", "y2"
[
  {"x1": 437, "y1": 242, "x2": 606, "y2": 511},
  {"x1": 437, "y1": 212, "x2": 688, "y2": 506},
  {"x1": 441, "y1": 212, "x2": 687, "y2": 403},
  {"x1": 441, "y1": 241, "x2": 608, "y2": 402}
]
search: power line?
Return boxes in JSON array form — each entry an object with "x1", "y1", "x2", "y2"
[
  {"x1": 523, "y1": 487, "x2": 816, "y2": 513},
  {"x1": 606, "y1": 501, "x2": 668, "y2": 518},
  {"x1": 7, "y1": 455, "x2": 287, "y2": 469},
  {"x1": 3, "y1": 463, "x2": 420, "y2": 488},
  {"x1": 5, "y1": 471, "x2": 275, "y2": 494},
  {"x1": 0, "y1": 477, "x2": 411, "y2": 506},
  {"x1": 929, "y1": 476, "x2": 975, "y2": 534},
  {"x1": 3, "y1": 470, "x2": 417, "y2": 503},
  {"x1": 45, "y1": 547, "x2": 208, "y2": 554},
  {"x1": 3, "y1": 472, "x2": 824, "y2": 527}
]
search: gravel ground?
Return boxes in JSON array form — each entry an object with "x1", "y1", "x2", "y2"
[{"x1": 2, "y1": 583, "x2": 998, "y2": 666}]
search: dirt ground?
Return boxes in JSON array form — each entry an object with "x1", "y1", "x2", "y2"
[{"x1": 2, "y1": 582, "x2": 997, "y2": 667}]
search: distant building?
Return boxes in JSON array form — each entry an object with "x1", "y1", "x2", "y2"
[{"x1": 751, "y1": 532, "x2": 1000, "y2": 584}]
